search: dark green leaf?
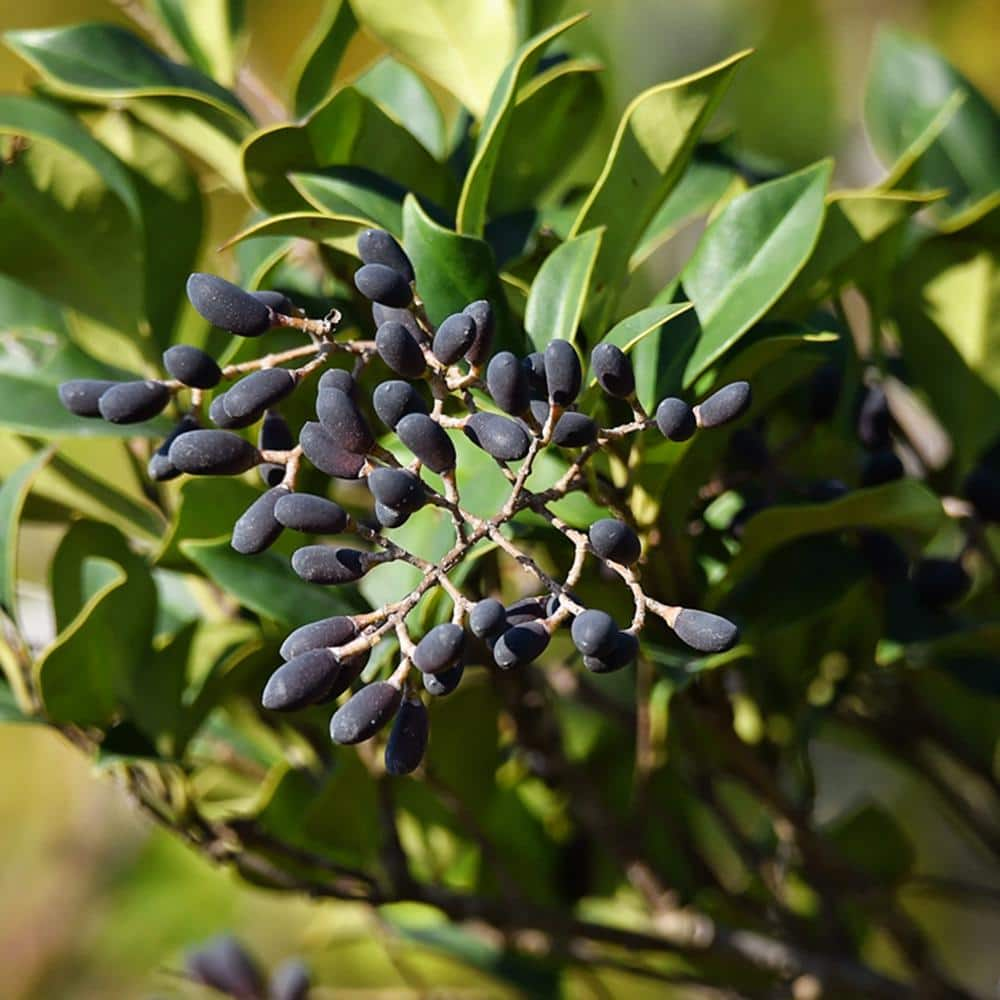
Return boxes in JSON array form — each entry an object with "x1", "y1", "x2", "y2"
[
  {"x1": 150, "y1": 0, "x2": 246, "y2": 85},
  {"x1": 0, "y1": 448, "x2": 52, "y2": 616},
  {"x1": 289, "y1": 0, "x2": 358, "y2": 118},
  {"x1": 290, "y1": 171, "x2": 404, "y2": 235}
]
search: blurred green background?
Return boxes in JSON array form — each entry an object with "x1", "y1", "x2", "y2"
[{"x1": 1, "y1": 1, "x2": 997, "y2": 996}]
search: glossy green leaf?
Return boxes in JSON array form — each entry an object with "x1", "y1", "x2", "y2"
[
  {"x1": 456, "y1": 13, "x2": 587, "y2": 235},
  {"x1": 92, "y1": 111, "x2": 204, "y2": 350},
  {"x1": 731, "y1": 480, "x2": 945, "y2": 576},
  {"x1": 524, "y1": 227, "x2": 602, "y2": 348},
  {"x1": 402, "y1": 195, "x2": 524, "y2": 353},
  {"x1": 180, "y1": 537, "x2": 368, "y2": 626},
  {"x1": 681, "y1": 160, "x2": 832, "y2": 383},
  {"x1": 348, "y1": 0, "x2": 517, "y2": 118},
  {"x1": 355, "y1": 57, "x2": 447, "y2": 159},
  {"x1": 827, "y1": 804, "x2": 915, "y2": 882},
  {"x1": 290, "y1": 171, "x2": 404, "y2": 235},
  {"x1": 4, "y1": 23, "x2": 249, "y2": 116},
  {"x1": 222, "y1": 212, "x2": 369, "y2": 257},
  {"x1": 866, "y1": 29, "x2": 1000, "y2": 219},
  {"x1": 242, "y1": 86, "x2": 455, "y2": 214},
  {"x1": 892, "y1": 236, "x2": 999, "y2": 468},
  {"x1": 569, "y1": 50, "x2": 750, "y2": 331},
  {"x1": 488, "y1": 58, "x2": 603, "y2": 217},
  {"x1": 0, "y1": 448, "x2": 52, "y2": 616},
  {"x1": 150, "y1": 0, "x2": 245, "y2": 85},
  {"x1": 631, "y1": 159, "x2": 736, "y2": 270},
  {"x1": 0, "y1": 96, "x2": 144, "y2": 335},
  {"x1": 289, "y1": 0, "x2": 358, "y2": 118}
]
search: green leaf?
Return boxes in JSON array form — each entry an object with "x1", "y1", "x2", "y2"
[
  {"x1": 488, "y1": 58, "x2": 603, "y2": 218},
  {"x1": 0, "y1": 96, "x2": 144, "y2": 335},
  {"x1": 222, "y1": 212, "x2": 370, "y2": 256},
  {"x1": 289, "y1": 0, "x2": 358, "y2": 118},
  {"x1": 631, "y1": 159, "x2": 737, "y2": 270},
  {"x1": 778, "y1": 187, "x2": 944, "y2": 311},
  {"x1": 569, "y1": 50, "x2": 750, "y2": 331},
  {"x1": 242, "y1": 86, "x2": 455, "y2": 214},
  {"x1": 402, "y1": 195, "x2": 524, "y2": 353},
  {"x1": 150, "y1": 0, "x2": 246, "y2": 86},
  {"x1": 348, "y1": 0, "x2": 517, "y2": 118},
  {"x1": 827, "y1": 803, "x2": 915, "y2": 882},
  {"x1": 355, "y1": 57, "x2": 447, "y2": 159},
  {"x1": 290, "y1": 171, "x2": 404, "y2": 235},
  {"x1": 892, "y1": 236, "x2": 999, "y2": 469},
  {"x1": 524, "y1": 227, "x2": 602, "y2": 348},
  {"x1": 456, "y1": 13, "x2": 587, "y2": 235},
  {"x1": 4, "y1": 23, "x2": 249, "y2": 116},
  {"x1": 865, "y1": 29, "x2": 1000, "y2": 220},
  {"x1": 730, "y1": 480, "x2": 945, "y2": 576},
  {"x1": 0, "y1": 448, "x2": 52, "y2": 617},
  {"x1": 180, "y1": 537, "x2": 368, "y2": 626},
  {"x1": 681, "y1": 160, "x2": 832, "y2": 383},
  {"x1": 91, "y1": 111, "x2": 204, "y2": 350}
]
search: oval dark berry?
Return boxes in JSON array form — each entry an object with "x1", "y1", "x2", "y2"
[
  {"x1": 696, "y1": 381, "x2": 751, "y2": 429},
  {"x1": 258, "y1": 410, "x2": 294, "y2": 487},
  {"x1": 374, "y1": 502, "x2": 409, "y2": 528},
  {"x1": 385, "y1": 697, "x2": 429, "y2": 775},
  {"x1": 57, "y1": 379, "x2": 117, "y2": 418},
  {"x1": 655, "y1": 397, "x2": 696, "y2": 441},
  {"x1": 357, "y1": 228, "x2": 414, "y2": 283},
  {"x1": 487, "y1": 351, "x2": 530, "y2": 415},
  {"x1": 673, "y1": 609, "x2": 738, "y2": 653},
  {"x1": 209, "y1": 391, "x2": 256, "y2": 429},
  {"x1": 570, "y1": 609, "x2": 618, "y2": 658},
  {"x1": 464, "y1": 411, "x2": 530, "y2": 461},
  {"x1": 354, "y1": 263, "x2": 412, "y2": 307},
  {"x1": 330, "y1": 681, "x2": 402, "y2": 744},
  {"x1": 588, "y1": 518, "x2": 641, "y2": 565},
  {"x1": 912, "y1": 557, "x2": 971, "y2": 609},
  {"x1": 224, "y1": 368, "x2": 296, "y2": 422},
  {"x1": 168, "y1": 429, "x2": 260, "y2": 475},
  {"x1": 251, "y1": 289, "x2": 294, "y2": 316},
  {"x1": 463, "y1": 300, "x2": 495, "y2": 365},
  {"x1": 148, "y1": 414, "x2": 199, "y2": 482},
  {"x1": 316, "y1": 387, "x2": 373, "y2": 455},
  {"x1": 372, "y1": 379, "x2": 428, "y2": 430},
  {"x1": 318, "y1": 368, "x2": 357, "y2": 397},
  {"x1": 186, "y1": 273, "x2": 273, "y2": 336},
  {"x1": 432, "y1": 313, "x2": 477, "y2": 365},
  {"x1": 280, "y1": 615, "x2": 358, "y2": 660},
  {"x1": 423, "y1": 662, "x2": 464, "y2": 697},
  {"x1": 274, "y1": 492, "x2": 348, "y2": 534},
  {"x1": 544, "y1": 339, "x2": 582, "y2": 405},
  {"x1": 291, "y1": 546, "x2": 374, "y2": 584},
  {"x1": 412, "y1": 623, "x2": 465, "y2": 674},
  {"x1": 469, "y1": 598, "x2": 506, "y2": 638},
  {"x1": 232, "y1": 485, "x2": 287, "y2": 554},
  {"x1": 553, "y1": 411, "x2": 597, "y2": 447},
  {"x1": 262, "y1": 648, "x2": 342, "y2": 711},
  {"x1": 368, "y1": 467, "x2": 425, "y2": 512},
  {"x1": 376, "y1": 321, "x2": 426, "y2": 378},
  {"x1": 162, "y1": 344, "x2": 221, "y2": 389},
  {"x1": 98, "y1": 380, "x2": 170, "y2": 424},
  {"x1": 299, "y1": 421, "x2": 366, "y2": 479},
  {"x1": 591, "y1": 343, "x2": 635, "y2": 398},
  {"x1": 395, "y1": 413, "x2": 456, "y2": 473},
  {"x1": 493, "y1": 621, "x2": 550, "y2": 669},
  {"x1": 583, "y1": 630, "x2": 638, "y2": 674}
]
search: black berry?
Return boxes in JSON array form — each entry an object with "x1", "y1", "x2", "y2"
[
  {"x1": 262, "y1": 647, "x2": 342, "y2": 710},
  {"x1": 655, "y1": 398, "x2": 696, "y2": 441},
  {"x1": 162, "y1": 344, "x2": 221, "y2": 389},
  {"x1": 464, "y1": 411, "x2": 530, "y2": 461},
  {"x1": 589, "y1": 518, "x2": 641, "y2": 565},
  {"x1": 330, "y1": 681, "x2": 402, "y2": 744},
  {"x1": 168, "y1": 429, "x2": 260, "y2": 475},
  {"x1": 412, "y1": 623, "x2": 465, "y2": 674},
  {"x1": 395, "y1": 413, "x2": 456, "y2": 473},
  {"x1": 354, "y1": 263, "x2": 412, "y2": 307},
  {"x1": 357, "y1": 228, "x2": 414, "y2": 283},
  {"x1": 98, "y1": 380, "x2": 170, "y2": 424},
  {"x1": 274, "y1": 492, "x2": 348, "y2": 534},
  {"x1": 544, "y1": 339, "x2": 582, "y2": 405},
  {"x1": 591, "y1": 343, "x2": 635, "y2": 398},
  {"x1": 231, "y1": 485, "x2": 287, "y2": 554},
  {"x1": 186, "y1": 273, "x2": 273, "y2": 336}
]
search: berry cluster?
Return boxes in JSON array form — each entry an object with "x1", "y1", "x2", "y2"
[{"x1": 58, "y1": 230, "x2": 752, "y2": 775}]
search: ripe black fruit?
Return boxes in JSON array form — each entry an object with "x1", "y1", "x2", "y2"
[
  {"x1": 168, "y1": 429, "x2": 260, "y2": 475},
  {"x1": 330, "y1": 681, "x2": 402, "y2": 744},
  {"x1": 280, "y1": 615, "x2": 357, "y2": 660},
  {"x1": 385, "y1": 698, "x2": 429, "y2": 775},
  {"x1": 464, "y1": 412, "x2": 530, "y2": 461},
  {"x1": 318, "y1": 368, "x2": 357, "y2": 397},
  {"x1": 583, "y1": 630, "x2": 638, "y2": 673},
  {"x1": 463, "y1": 300, "x2": 495, "y2": 364},
  {"x1": 696, "y1": 381, "x2": 751, "y2": 428},
  {"x1": 589, "y1": 518, "x2": 641, "y2": 565},
  {"x1": 857, "y1": 530, "x2": 909, "y2": 582},
  {"x1": 186, "y1": 935, "x2": 263, "y2": 998},
  {"x1": 493, "y1": 621, "x2": 549, "y2": 669},
  {"x1": 423, "y1": 662, "x2": 464, "y2": 696},
  {"x1": 861, "y1": 449, "x2": 904, "y2": 487},
  {"x1": 486, "y1": 351, "x2": 530, "y2": 414},
  {"x1": 857, "y1": 384, "x2": 891, "y2": 451},
  {"x1": 270, "y1": 959, "x2": 311, "y2": 1000},
  {"x1": 570, "y1": 609, "x2": 617, "y2": 658},
  {"x1": 262, "y1": 648, "x2": 342, "y2": 711},
  {"x1": 358, "y1": 228, "x2": 414, "y2": 283},
  {"x1": 186, "y1": 273, "x2": 273, "y2": 336},
  {"x1": 57, "y1": 379, "x2": 117, "y2": 418},
  {"x1": 591, "y1": 343, "x2": 635, "y2": 398},
  {"x1": 655, "y1": 397, "x2": 696, "y2": 441},
  {"x1": 505, "y1": 596, "x2": 546, "y2": 623},
  {"x1": 395, "y1": 413, "x2": 456, "y2": 473},
  {"x1": 373, "y1": 379, "x2": 428, "y2": 429},
  {"x1": 412, "y1": 623, "x2": 465, "y2": 674},
  {"x1": 299, "y1": 421, "x2": 366, "y2": 479},
  {"x1": 98, "y1": 380, "x2": 170, "y2": 424},
  {"x1": 291, "y1": 545, "x2": 373, "y2": 584},
  {"x1": 912, "y1": 557, "x2": 971, "y2": 609},
  {"x1": 552, "y1": 411, "x2": 597, "y2": 447},
  {"x1": 432, "y1": 313, "x2": 476, "y2": 365},
  {"x1": 251, "y1": 289, "x2": 294, "y2": 315},
  {"x1": 376, "y1": 321, "x2": 426, "y2": 378},
  {"x1": 258, "y1": 410, "x2": 294, "y2": 487},
  {"x1": 224, "y1": 367, "x2": 296, "y2": 421},
  {"x1": 373, "y1": 303, "x2": 423, "y2": 342},
  {"x1": 274, "y1": 492, "x2": 348, "y2": 534},
  {"x1": 368, "y1": 467, "x2": 425, "y2": 512},
  {"x1": 209, "y1": 391, "x2": 256, "y2": 429},
  {"x1": 964, "y1": 465, "x2": 1000, "y2": 523},
  {"x1": 148, "y1": 414, "x2": 199, "y2": 481},
  {"x1": 316, "y1": 387, "x2": 374, "y2": 454},
  {"x1": 470, "y1": 598, "x2": 506, "y2": 638},
  {"x1": 232, "y1": 485, "x2": 288, "y2": 554},
  {"x1": 673, "y1": 609, "x2": 738, "y2": 653},
  {"x1": 522, "y1": 352, "x2": 547, "y2": 396},
  {"x1": 544, "y1": 339, "x2": 582, "y2": 405},
  {"x1": 162, "y1": 344, "x2": 221, "y2": 389},
  {"x1": 354, "y1": 263, "x2": 412, "y2": 307}
]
